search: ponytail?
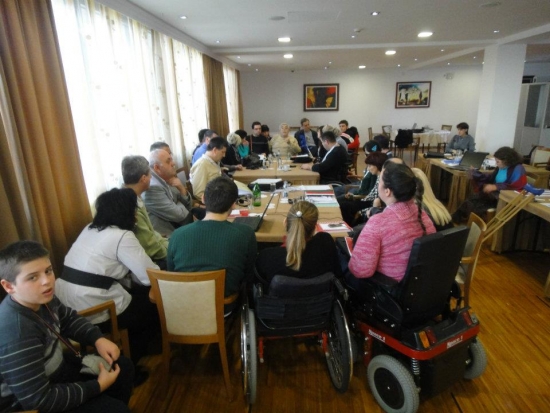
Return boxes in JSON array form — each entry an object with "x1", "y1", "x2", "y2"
[
  {"x1": 286, "y1": 201, "x2": 318, "y2": 270},
  {"x1": 414, "y1": 177, "x2": 428, "y2": 236}
]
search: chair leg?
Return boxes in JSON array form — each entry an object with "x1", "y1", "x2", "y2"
[
  {"x1": 120, "y1": 329, "x2": 131, "y2": 359},
  {"x1": 218, "y1": 340, "x2": 233, "y2": 400},
  {"x1": 160, "y1": 339, "x2": 171, "y2": 397}
]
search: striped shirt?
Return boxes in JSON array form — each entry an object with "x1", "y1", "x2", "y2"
[{"x1": 0, "y1": 296, "x2": 103, "y2": 412}]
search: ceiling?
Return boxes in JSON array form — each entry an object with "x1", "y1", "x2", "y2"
[{"x1": 122, "y1": 0, "x2": 550, "y2": 72}]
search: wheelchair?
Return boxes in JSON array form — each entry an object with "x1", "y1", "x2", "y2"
[
  {"x1": 241, "y1": 272, "x2": 353, "y2": 404},
  {"x1": 341, "y1": 226, "x2": 487, "y2": 413}
]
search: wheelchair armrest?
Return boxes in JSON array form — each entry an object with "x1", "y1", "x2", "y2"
[{"x1": 333, "y1": 278, "x2": 349, "y2": 301}]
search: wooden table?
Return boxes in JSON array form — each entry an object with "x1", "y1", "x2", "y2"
[
  {"x1": 490, "y1": 190, "x2": 550, "y2": 296},
  {"x1": 233, "y1": 162, "x2": 319, "y2": 186},
  {"x1": 230, "y1": 190, "x2": 348, "y2": 243}
]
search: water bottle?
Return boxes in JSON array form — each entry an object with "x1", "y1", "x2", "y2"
[
  {"x1": 253, "y1": 183, "x2": 261, "y2": 207},
  {"x1": 282, "y1": 181, "x2": 288, "y2": 198}
]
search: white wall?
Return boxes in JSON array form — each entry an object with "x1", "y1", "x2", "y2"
[{"x1": 241, "y1": 66, "x2": 483, "y2": 144}]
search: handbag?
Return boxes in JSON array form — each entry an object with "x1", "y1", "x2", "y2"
[
  {"x1": 33, "y1": 304, "x2": 110, "y2": 376},
  {"x1": 243, "y1": 152, "x2": 262, "y2": 169}
]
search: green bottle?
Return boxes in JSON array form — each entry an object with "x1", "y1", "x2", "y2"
[{"x1": 253, "y1": 183, "x2": 261, "y2": 207}]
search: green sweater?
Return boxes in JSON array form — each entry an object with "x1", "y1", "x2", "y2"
[
  {"x1": 135, "y1": 199, "x2": 168, "y2": 260},
  {"x1": 167, "y1": 220, "x2": 257, "y2": 296}
]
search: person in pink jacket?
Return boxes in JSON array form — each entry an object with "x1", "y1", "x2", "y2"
[{"x1": 346, "y1": 162, "x2": 436, "y2": 294}]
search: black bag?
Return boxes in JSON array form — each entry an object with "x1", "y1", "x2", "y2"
[
  {"x1": 394, "y1": 129, "x2": 413, "y2": 148},
  {"x1": 243, "y1": 153, "x2": 262, "y2": 169}
]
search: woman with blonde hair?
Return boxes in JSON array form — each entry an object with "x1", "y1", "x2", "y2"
[
  {"x1": 411, "y1": 168, "x2": 453, "y2": 231},
  {"x1": 223, "y1": 132, "x2": 244, "y2": 167},
  {"x1": 255, "y1": 201, "x2": 341, "y2": 287}
]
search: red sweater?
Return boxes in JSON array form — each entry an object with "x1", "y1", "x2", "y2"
[{"x1": 349, "y1": 200, "x2": 436, "y2": 281}]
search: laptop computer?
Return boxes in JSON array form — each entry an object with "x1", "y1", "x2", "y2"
[
  {"x1": 233, "y1": 193, "x2": 275, "y2": 231},
  {"x1": 447, "y1": 151, "x2": 489, "y2": 171}
]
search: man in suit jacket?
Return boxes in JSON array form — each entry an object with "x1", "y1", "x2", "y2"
[
  {"x1": 294, "y1": 117, "x2": 320, "y2": 157},
  {"x1": 301, "y1": 130, "x2": 348, "y2": 184},
  {"x1": 142, "y1": 149, "x2": 193, "y2": 237}
]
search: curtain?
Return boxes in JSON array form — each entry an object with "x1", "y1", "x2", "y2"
[
  {"x1": 203, "y1": 55, "x2": 229, "y2": 138},
  {"x1": 52, "y1": 0, "x2": 210, "y2": 197},
  {"x1": 0, "y1": 0, "x2": 92, "y2": 272},
  {"x1": 237, "y1": 70, "x2": 244, "y2": 130},
  {"x1": 223, "y1": 64, "x2": 240, "y2": 133}
]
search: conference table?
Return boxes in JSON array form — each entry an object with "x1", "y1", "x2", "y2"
[
  {"x1": 490, "y1": 190, "x2": 550, "y2": 297},
  {"x1": 229, "y1": 187, "x2": 349, "y2": 243},
  {"x1": 233, "y1": 162, "x2": 320, "y2": 186},
  {"x1": 420, "y1": 156, "x2": 550, "y2": 213}
]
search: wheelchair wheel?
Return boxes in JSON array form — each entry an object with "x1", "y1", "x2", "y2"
[
  {"x1": 367, "y1": 355, "x2": 419, "y2": 413},
  {"x1": 464, "y1": 338, "x2": 487, "y2": 380},
  {"x1": 326, "y1": 299, "x2": 352, "y2": 393},
  {"x1": 241, "y1": 307, "x2": 257, "y2": 404}
]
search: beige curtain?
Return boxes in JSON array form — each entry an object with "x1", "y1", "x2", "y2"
[
  {"x1": 0, "y1": 0, "x2": 92, "y2": 272},
  {"x1": 202, "y1": 55, "x2": 229, "y2": 137}
]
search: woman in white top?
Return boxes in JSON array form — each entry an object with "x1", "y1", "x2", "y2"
[
  {"x1": 56, "y1": 188, "x2": 159, "y2": 366},
  {"x1": 269, "y1": 123, "x2": 301, "y2": 157}
]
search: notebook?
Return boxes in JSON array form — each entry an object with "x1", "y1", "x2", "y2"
[
  {"x1": 233, "y1": 193, "x2": 275, "y2": 231},
  {"x1": 447, "y1": 151, "x2": 489, "y2": 171}
]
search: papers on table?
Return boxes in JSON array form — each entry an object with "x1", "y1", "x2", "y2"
[
  {"x1": 317, "y1": 222, "x2": 352, "y2": 232},
  {"x1": 307, "y1": 195, "x2": 337, "y2": 204},
  {"x1": 442, "y1": 159, "x2": 459, "y2": 166},
  {"x1": 251, "y1": 178, "x2": 282, "y2": 185}
]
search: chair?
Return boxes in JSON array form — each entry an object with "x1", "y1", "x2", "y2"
[
  {"x1": 147, "y1": 269, "x2": 236, "y2": 399},
  {"x1": 381, "y1": 125, "x2": 392, "y2": 138},
  {"x1": 77, "y1": 300, "x2": 131, "y2": 359},
  {"x1": 530, "y1": 147, "x2": 550, "y2": 168},
  {"x1": 368, "y1": 127, "x2": 373, "y2": 140},
  {"x1": 441, "y1": 124, "x2": 452, "y2": 131},
  {"x1": 348, "y1": 147, "x2": 359, "y2": 175},
  {"x1": 343, "y1": 227, "x2": 486, "y2": 412},
  {"x1": 455, "y1": 213, "x2": 487, "y2": 308},
  {"x1": 482, "y1": 190, "x2": 534, "y2": 244}
]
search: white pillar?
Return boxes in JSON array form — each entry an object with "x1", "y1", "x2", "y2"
[{"x1": 475, "y1": 44, "x2": 526, "y2": 153}]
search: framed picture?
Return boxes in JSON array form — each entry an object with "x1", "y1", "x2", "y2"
[
  {"x1": 395, "y1": 81, "x2": 431, "y2": 108},
  {"x1": 304, "y1": 84, "x2": 339, "y2": 111}
]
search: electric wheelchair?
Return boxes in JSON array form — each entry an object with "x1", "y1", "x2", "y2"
[
  {"x1": 341, "y1": 226, "x2": 487, "y2": 413},
  {"x1": 240, "y1": 271, "x2": 353, "y2": 404}
]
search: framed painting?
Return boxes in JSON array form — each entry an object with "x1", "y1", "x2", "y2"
[
  {"x1": 395, "y1": 81, "x2": 431, "y2": 108},
  {"x1": 304, "y1": 84, "x2": 339, "y2": 111}
]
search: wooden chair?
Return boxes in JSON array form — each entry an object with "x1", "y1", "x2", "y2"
[
  {"x1": 147, "y1": 269, "x2": 235, "y2": 400},
  {"x1": 531, "y1": 147, "x2": 550, "y2": 168},
  {"x1": 368, "y1": 127, "x2": 373, "y2": 140},
  {"x1": 441, "y1": 124, "x2": 452, "y2": 131},
  {"x1": 482, "y1": 190, "x2": 535, "y2": 244},
  {"x1": 381, "y1": 125, "x2": 392, "y2": 138},
  {"x1": 77, "y1": 300, "x2": 131, "y2": 359},
  {"x1": 394, "y1": 136, "x2": 420, "y2": 166},
  {"x1": 348, "y1": 147, "x2": 359, "y2": 175},
  {"x1": 455, "y1": 213, "x2": 487, "y2": 308}
]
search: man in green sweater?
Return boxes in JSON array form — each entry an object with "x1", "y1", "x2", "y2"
[
  {"x1": 122, "y1": 155, "x2": 168, "y2": 267},
  {"x1": 167, "y1": 176, "x2": 257, "y2": 308}
]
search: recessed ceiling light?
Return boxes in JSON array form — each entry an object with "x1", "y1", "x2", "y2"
[
  {"x1": 278, "y1": 37, "x2": 291, "y2": 43},
  {"x1": 371, "y1": 11, "x2": 380, "y2": 16},
  {"x1": 397, "y1": 64, "x2": 401, "y2": 67},
  {"x1": 447, "y1": 62, "x2": 451, "y2": 65},
  {"x1": 247, "y1": 64, "x2": 251, "y2": 67},
  {"x1": 482, "y1": 61, "x2": 484, "y2": 64},
  {"x1": 493, "y1": 30, "x2": 500, "y2": 33},
  {"x1": 414, "y1": 58, "x2": 418, "y2": 61},
  {"x1": 473, "y1": 56, "x2": 476, "y2": 59},
  {"x1": 237, "y1": 56, "x2": 241, "y2": 59},
  {"x1": 215, "y1": 40, "x2": 220, "y2": 44},
  {"x1": 329, "y1": 61, "x2": 332, "y2": 64},
  {"x1": 359, "y1": 65, "x2": 366, "y2": 69},
  {"x1": 441, "y1": 49, "x2": 445, "y2": 52},
  {"x1": 179, "y1": 15, "x2": 187, "y2": 20},
  {"x1": 324, "y1": 66, "x2": 328, "y2": 70},
  {"x1": 385, "y1": 50, "x2": 396, "y2": 55},
  {"x1": 418, "y1": 31, "x2": 433, "y2": 38},
  {"x1": 351, "y1": 35, "x2": 356, "y2": 39},
  {"x1": 284, "y1": 54, "x2": 293, "y2": 59},
  {"x1": 255, "y1": 68, "x2": 259, "y2": 71},
  {"x1": 270, "y1": 16, "x2": 285, "y2": 21}
]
